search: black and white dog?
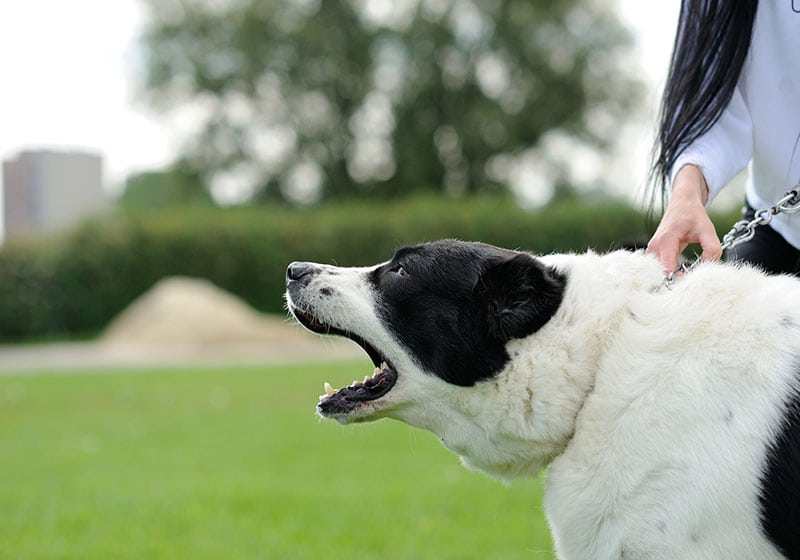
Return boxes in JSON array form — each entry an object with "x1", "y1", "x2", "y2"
[{"x1": 285, "y1": 240, "x2": 800, "y2": 559}]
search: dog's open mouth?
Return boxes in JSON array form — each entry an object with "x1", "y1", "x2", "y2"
[{"x1": 291, "y1": 308, "x2": 398, "y2": 416}]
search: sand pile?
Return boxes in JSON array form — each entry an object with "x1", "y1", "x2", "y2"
[
  {"x1": 99, "y1": 277, "x2": 361, "y2": 365},
  {"x1": 0, "y1": 277, "x2": 362, "y2": 371}
]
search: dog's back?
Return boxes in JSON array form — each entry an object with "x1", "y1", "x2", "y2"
[{"x1": 543, "y1": 259, "x2": 800, "y2": 559}]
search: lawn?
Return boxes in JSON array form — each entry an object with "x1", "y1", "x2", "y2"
[{"x1": 0, "y1": 362, "x2": 554, "y2": 559}]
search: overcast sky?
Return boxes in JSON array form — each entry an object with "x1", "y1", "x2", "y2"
[
  {"x1": 0, "y1": 1, "x2": 168, "y2": 192},
  {"x1": 0, "y1": 0, "x2": 679, "y2": 197}
]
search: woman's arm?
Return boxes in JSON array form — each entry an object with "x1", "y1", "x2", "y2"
[
  {"x1": 648, "y1": 86, "x2": 753, "y2": 273},
  {"x1": 647, "y1": 164, "x2": 721, "y2": 273}
]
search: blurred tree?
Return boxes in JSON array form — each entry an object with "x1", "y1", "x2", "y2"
[
  {"x1": 139, "y1": 0, "x2": 640, "y2": 204},
  {"x1": 121, "y1": 160, "x2": 213, "y2": 211}
]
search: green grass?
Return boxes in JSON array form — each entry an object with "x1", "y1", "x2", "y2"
[{"x1": 0, "y1": 362, "x2": 554, "y2": 559}]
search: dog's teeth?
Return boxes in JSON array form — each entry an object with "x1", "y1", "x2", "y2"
[
  {"x1": 373, "y1": 367, "x2": 382, "y2": 377},
  {"x1": 364, "y1": 376, "x2": 371, "y2": 383},
  {"x1": 380, "y1": 361, "x2": 388, "y2": 371},
  {"x1": 319, "y1": 394, "x2": 326, "y2": 401},
  {"x1": 324, "y1": 382, "x2": 336, "y2": 396}
]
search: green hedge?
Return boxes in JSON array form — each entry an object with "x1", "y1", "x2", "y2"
[{"x1": 0, "y1": 195, "x2": 739, "y2": 341}]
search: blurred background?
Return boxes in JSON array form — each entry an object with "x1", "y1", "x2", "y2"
[
  {"x1": 0, "y1": 1, "x2": 745, "y2": 558},
  {"x1": 3, "y1": 0, "x2": 670, "y2": 211},
  {"x1": 1, "y1": 0, "x2": 744, "y2": 350}
]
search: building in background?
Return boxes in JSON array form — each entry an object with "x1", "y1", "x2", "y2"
[{"x1": 2, "y1": 149, "x2": 107, "y2": 239}]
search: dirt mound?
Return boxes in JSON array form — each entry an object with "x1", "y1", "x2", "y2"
[
  {"x1": 100, "y1": 277, "x2": 364, "y2": 365},
  {"x1": 103, "y1": 277, "x2": 291, "y2": 345},
  {"x1": 0, "y1": 278, "x2": 362, "y2": 371}
]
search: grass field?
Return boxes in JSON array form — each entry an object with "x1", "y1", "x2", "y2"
[{"x1": 0, "y1": 361, "x2": 554, "y2": 559}]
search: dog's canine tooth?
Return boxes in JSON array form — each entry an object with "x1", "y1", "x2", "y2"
[
  {"x1": 324, "y1": 382, "x2": 336, "y2": 396},
  {"x1": 380, "y1": 361, "x2": 388, "y2": 371},
  {"x1": 364, "y1": 376, "x2": 371, "y2": 383},
  {"x1": 373, "y1": 367, "x2": 382, "y2": 377}
]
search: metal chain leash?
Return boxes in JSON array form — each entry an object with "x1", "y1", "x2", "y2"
[{"x1": 661, "y1": 185, "x2": 800, "y2": 289}]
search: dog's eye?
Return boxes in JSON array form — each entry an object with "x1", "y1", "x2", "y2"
[{"x1": 391, "y1": 264, "x2": 409, "y2": 277}]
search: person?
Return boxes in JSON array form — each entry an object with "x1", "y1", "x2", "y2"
[{"x1": 646, "y1": 0, "x2": 800, "y2": 276}]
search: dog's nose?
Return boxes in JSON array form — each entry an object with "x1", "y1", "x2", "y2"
[{"x1": 286, "y1": 261, "x2": 319, "y2": 283}]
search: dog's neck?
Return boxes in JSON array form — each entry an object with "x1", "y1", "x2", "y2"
[{"x1": 396, "y1": 251, "x2": 664, "y2": 481}]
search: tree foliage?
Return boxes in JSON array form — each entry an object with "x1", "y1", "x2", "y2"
[
  {"x1": 121, "y1": 160, "x2": 213, "y2": 211},
  {"x1": 139, "y1": 0, "x2": 640, "y2": 203}
]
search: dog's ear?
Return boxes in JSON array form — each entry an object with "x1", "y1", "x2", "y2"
[{"x1": 477, "y1": 253, "x2": 566, "y2": 341}]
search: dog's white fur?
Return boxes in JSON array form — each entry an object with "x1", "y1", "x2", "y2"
[{"x1": 289, "y1": 250, "x2": 800, "y2": 559}]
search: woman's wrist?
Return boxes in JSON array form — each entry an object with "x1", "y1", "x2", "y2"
[{"x1": 672, "y1": 164, "x2": 710, "y2": 206}]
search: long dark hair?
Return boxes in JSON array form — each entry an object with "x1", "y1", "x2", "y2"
[{"x1": 648, "y1": 0, "x2": 758, "y2": 213}]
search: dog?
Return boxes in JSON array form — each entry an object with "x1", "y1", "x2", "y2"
[{"x1": 284, "y1": 240, "x2": 800, "y2": 559}]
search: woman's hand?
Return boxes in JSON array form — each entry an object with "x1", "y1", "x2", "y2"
[{"x1": 647, "y1": 164, "x2": 722, "y2": 273}]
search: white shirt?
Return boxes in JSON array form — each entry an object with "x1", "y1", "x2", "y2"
[{"x1": 670, "y1": 0, "x2": 800, "y2": 249}]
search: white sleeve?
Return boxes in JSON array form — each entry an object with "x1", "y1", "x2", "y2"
[{"x1": 669, "y1": 85, "x2": 753, "y2": 205}]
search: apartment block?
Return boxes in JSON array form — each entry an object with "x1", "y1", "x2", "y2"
[{"x1": 2, "y1": 149, "x2": 107, "y2": 239}]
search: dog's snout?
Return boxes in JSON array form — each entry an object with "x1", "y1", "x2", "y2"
[{"x1": 286, "y1": 261, "x2": 320, "y2": 283}]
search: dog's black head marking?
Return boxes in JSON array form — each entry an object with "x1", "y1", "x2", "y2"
[{"x1": 370, "y1": 240, "x2": 566, "y2": 387}]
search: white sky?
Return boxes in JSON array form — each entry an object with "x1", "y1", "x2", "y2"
[
  {"x1": 0, "y1": 1, "x2": 172, "y2": 193},
  {"x1": 0, "y1": 0, "x2": 680, "y2": 198}
]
